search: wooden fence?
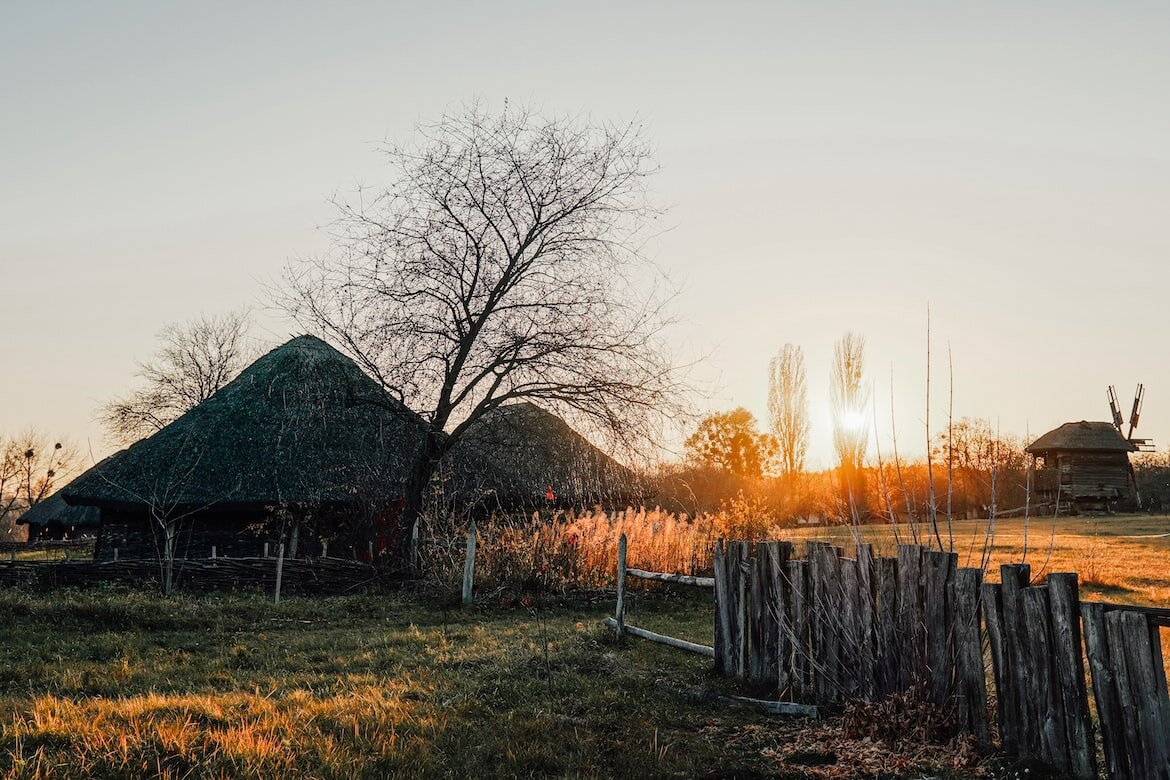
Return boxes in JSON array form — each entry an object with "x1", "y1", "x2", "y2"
[
  {"x1": 0, "y1": 555, "x2": 378, "y2": 595},
  {"x1": 612, "y1": 537, "x2": 1170, "y2": 780},
  {"x1": 1, "y1": 537, "x2": 96, "y2": 557}
]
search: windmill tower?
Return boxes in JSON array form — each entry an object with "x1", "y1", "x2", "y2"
[{"x1": 1025, "y1": 385, "x2": 1152, "y2": 513}]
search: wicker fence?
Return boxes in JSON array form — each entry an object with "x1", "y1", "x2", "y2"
[
  {"x1": 0, "y1": 556, "x2": 378, "y2": 595},
  {"x1": 705, "y1": 539, "x2": 1169, "y2": 780}
]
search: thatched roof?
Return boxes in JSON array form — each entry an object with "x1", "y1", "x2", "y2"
[
  {"x1": 64, "y1": 336, "x2": 427, "y2": 511},
  {"x1": 439, "y1": 402, "x2": 640, "y2": 508},
  {"x1": 17, "y1": 491, "x2": 101, "y2": 530},
  {"x1": 1025, "y1": 421, "x2": 1136, "y2": 455},
  {"x1": 18, "y1": 453, "x2": 123, "y2": 529}
]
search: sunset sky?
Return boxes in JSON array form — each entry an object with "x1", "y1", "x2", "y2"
[{"x1": 3, "y1": 2, "x2": 1168, "y2": 471}]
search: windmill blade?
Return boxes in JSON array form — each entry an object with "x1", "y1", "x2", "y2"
[
  {"x1": 1108, "y1": 386, "x2": 1123, "y2": 431},
  {"x1": 1127, "y1": 383, "x2": 1144, "y2": 439}
]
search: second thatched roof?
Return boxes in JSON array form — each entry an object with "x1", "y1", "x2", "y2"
[
  {"x1": 439, "y1": 402, "x2": 640, "y2": 508},
  {"x1": 1025, "y1": 421, "x2": 1136, "y2": 454},
  {"x1": 64, "y1": 336, "x2": 427, "y2": 511}
]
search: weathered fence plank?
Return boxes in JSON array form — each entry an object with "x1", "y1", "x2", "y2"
[
  {"x1": 896, "y1": 545, "x2": 925, "y2": 689},
  {"x1": 785, "y1": 558, "x2": 808, "y2": 701},
  {"x1": 1106, "y1": 610, "x2": 1150, "y2": 777},
  {"x1": 999, "y1": 563, "x2": 1032, "y2": 755},
  {"x1": 875, "y1": 556, "x2": 899, "y2": 698},
  {"x1": 1022, "y1": 585, "x2": 1070, "y2": 771},
  {"x1": 1046, "y1": 573, "x2": 1095, "y2": 779},
  {"x1": 840, "y1": 557, "x2": 861, "y2": 699},
  {"x1": 981, "y1": 583, "x2": 1012, "y2": 749},
  {"x1": 950, "y1": 567, "x2": 988, "y2": 743},
  {"x1": 713, "y1": 541, "x2": 733, "y2": 676},
  {"x1": 856, "y1": 543, "x2": 876, "y2": 699},
  {"x1": 1112, "y1": 610, "x2": 1170, "y2": 778},
  {"x1": 1082, "y1": 601, "x2": 1129, "y2": 780},
  {"x1": 922, "y1": 549, "x2": 957, "y2": 708}
]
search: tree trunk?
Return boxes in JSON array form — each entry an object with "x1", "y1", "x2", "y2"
[{"x1": 394, "y1": 432, "x2": 445, "y2": 577}]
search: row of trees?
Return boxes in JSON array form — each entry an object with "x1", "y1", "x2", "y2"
[
  {"x1": 686, "y1": 332, "x2": 869, "y2": 480},
  {"x1": 670, "y1": 416, "x2": 1029, "y2": 525}
]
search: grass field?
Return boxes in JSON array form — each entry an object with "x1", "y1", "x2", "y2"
[{"x1": 0, "y1": 514, "x2": 1166, "y2": 779}]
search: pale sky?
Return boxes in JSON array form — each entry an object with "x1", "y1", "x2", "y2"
[{"x1": 3, "y1": 2, "x2": 1168, "y2": 470}]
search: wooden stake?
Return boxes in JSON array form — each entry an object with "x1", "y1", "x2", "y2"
[
  {"x1": 615, "y1": 534, "x2": 628, "y2": 637},
  {"x1": 461, "y1": 521, "x2": 477, "y2": 606},
  {"x1": 274, "y1": 543, "x2": 285, "y2": 605}
]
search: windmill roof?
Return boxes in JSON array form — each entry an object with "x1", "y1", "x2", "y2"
[
  {"x1": 1025, "y1": 421, "x2": 1136, "y2": 454},
  {"x1": 64, "y1": 336, "x2": 427, "y2": 510}
]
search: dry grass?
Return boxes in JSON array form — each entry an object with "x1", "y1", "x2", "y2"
[{"x1": 0, "y1": 586, "x2": 988, "y2": 779}]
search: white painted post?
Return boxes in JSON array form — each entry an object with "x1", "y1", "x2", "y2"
[
  {"x1": 274, "y1": 542, "x2": 285, "y2": 605},
  {"x1": 322, "y1": 539, "x2": 329, "y2": 558},
  {"x1": 368, "y1": 541, "x2": 375, "y2": 562},
  {"x1": 462, "y1": 521, "x2": 477, "y2": 606},
  {"x1": 616, "y1": 534, "x2": 628, "y2": 638},
  {"x1": 113, "y1": 548, "x2": 119, "y2": 562},
  {"x1": 263, "y1": 542, "x2": 269, "y2": 558},
  {"x1": 210, "y1": 546, "x2": 217, "y2": 560},
  {"x1": 410, "y1": 518, "x2": 420, "y2": 570}
]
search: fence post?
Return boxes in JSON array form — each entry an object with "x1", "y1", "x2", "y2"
[
  {"x1": 1082, "y1": 602, "x2": 1127, "y2": 779},
  {"x1": 922, "y1": 550, "x2": 957, "y2": 708},
  {"x1": 713, "y1": 540, "x2": 730, "y2": 675},
  {"x1": 211, "y1": 546, "x2": 217, "y2": 560},
  {"x1": 1000, "y1": 563, "x2": 1032, "y2": 756},
  {"x1": 785, "y1": 557, "x2": 808, "y2": 701},
  {"x1": 274, "y1": 543, "x2": 285, "y2": 605},
  {"x1": 1046, "y1": 573, "x2": 1095, "y2": 778},
  {"x1": 113, "y1": 548, "x2": 118, "y2": 562},
  {"x1": 410, "y1": 517, "x2": 420, "y2": 571},
  {"x1": 263, "y1": 542, "x2": 269, "y2": 558},
  {"x1": 462, "y1": 521, "x2": 477, "y2": 606},
  {"x1": 950, "y1": 567, "x2": 988, "y2": 743},
  {"x1": 615, "y1": 533, "x2": 627, "y2": 638},
  {"x1": 1022, "y1": 585, "x2": 1069, "y2": 769}
]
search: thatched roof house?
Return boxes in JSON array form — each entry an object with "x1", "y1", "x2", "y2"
[
  {"x1": 65, "y1": 335, "x2": 428, "y2": 560},
  {"x1": 17, "y1": 491, "x2": 101, "y2": 541},
  {"x1": 1025, "y1": 421, "x2": 1137, "y2": 511},
  {"x1": 438, "y1": 402, "x2": 640, "y2": 511}
]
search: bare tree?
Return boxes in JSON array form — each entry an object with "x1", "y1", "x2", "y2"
[
  {"x1": 830, "y1": 332, "x2": 869, "y2": 516},
  {"x1": 100, "y1": 310, "x2": 252, "y2": 443},
  {"x1": 280, "y1": 103, "x2": 687, "y2": 563},
  {"x1": 0, "y1": 432, "x2": 78, "y2": 540},
  {"x1": 767, "y1": 344, "x2": 809, "y2": 478}
]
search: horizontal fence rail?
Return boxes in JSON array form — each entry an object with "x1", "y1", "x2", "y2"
[{"x1": 606, "y1": 534, "x2": 717, "y2": 659}]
